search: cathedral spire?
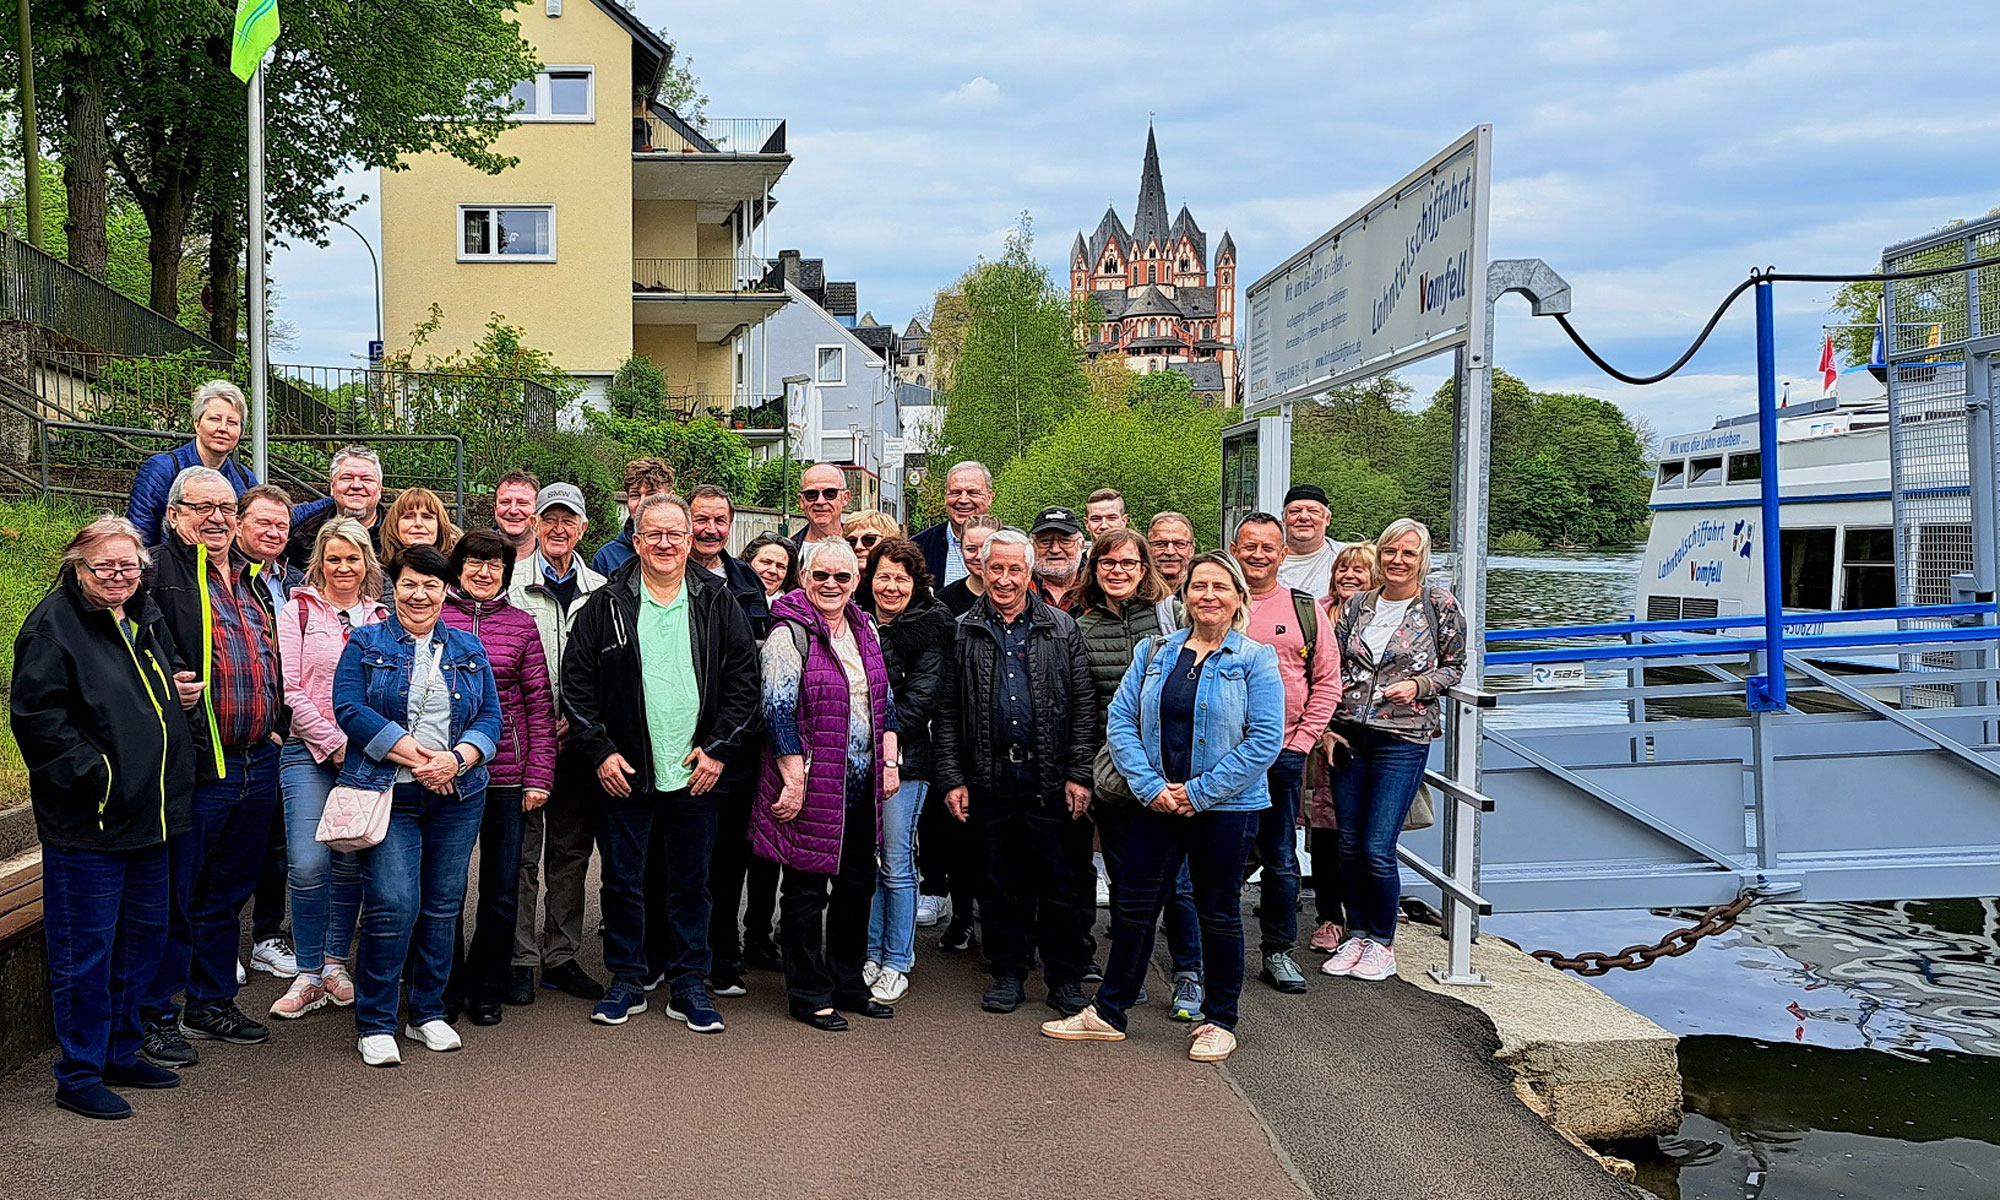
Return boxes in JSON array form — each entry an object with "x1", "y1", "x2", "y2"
[{"x1": 1133, "y1": 124, "x2": 1171, "y2": 248}]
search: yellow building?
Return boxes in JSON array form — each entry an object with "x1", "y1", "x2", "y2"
[{"x1": 379, "y1": 0, "x2": 789, "y2": 414}]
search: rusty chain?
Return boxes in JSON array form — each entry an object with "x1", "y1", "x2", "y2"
[{"x1": 1511, "y1": 890, "x2": 1761, "y2": 976}]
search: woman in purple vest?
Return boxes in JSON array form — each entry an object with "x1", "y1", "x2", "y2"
[{"x1": 750, "y1": 539, "x2": 900, "y2": 1031}]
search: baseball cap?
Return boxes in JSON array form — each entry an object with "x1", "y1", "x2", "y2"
[
  {"x1": 535, "y1": 483, "x2": 587, "y2": 515},
  {"x1": 1031, "y1": 506, "x2": 1082, "y2": 536}
]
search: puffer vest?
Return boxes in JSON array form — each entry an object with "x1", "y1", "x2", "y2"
[{"x1": 749, "y1": 591, "x2": 890, "y2": 875}]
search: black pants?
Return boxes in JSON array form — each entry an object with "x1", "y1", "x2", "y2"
[
  {"x1": 917, "y1": 784, "x2": 979, "y2": 924},
  {"x1": 445, "y1": 785, "x2": 525, "y2": 1008},
  {"x1": 1309, "y1": 827, "x2": 1347, "y2": 927},
  {"x1": 975, "y1": 777, "x2": 1091, "y2": 988},
  {"x1": 708, "y1": 778, "x2": 781, "y2": 964},
  {"x1": 778, "y1": 793, "x2": 877, "y2": 1012},
  {"x1": 1060, "y1": 810, "x2": 1100, "y2": 962}
]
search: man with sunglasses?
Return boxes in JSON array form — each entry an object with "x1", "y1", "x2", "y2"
[
  {"x1": 562, "y1": 493, "x2": 761, "y2": 1033},
  {"x1": 792, "y1": 464, "x2": 850, "y2": 549},
  {"x1": 140, "y1": 467, "x2": 284, "y2": 1066}
]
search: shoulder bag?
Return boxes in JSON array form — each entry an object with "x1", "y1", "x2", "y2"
[
  {"x1": 317, "y1": 784, "x2": 393, "y2": 851},
  {"x1": 1092, "y1": 633, "x2": 1168, "y2": 808}
]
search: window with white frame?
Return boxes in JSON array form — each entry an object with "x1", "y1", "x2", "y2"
[
  {"x1": 459, "y1": 205, "x2": 555, "y2": 261},
  {"x1": 508, "y1": 67, "x2": 595, "y2": 122},
  {"x1": 816, "y1": 345, "x2": 845, "y2": 385}
]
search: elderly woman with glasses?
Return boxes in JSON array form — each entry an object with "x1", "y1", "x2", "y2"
[
  {"x1": 13, "y1": 516, "x2": 202, "y2": 1118},
  {"x1": 750, "y1": 539, "x2": 900, "y2": 1031}
]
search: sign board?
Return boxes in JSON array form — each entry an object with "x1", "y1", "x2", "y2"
[
  {"x1": 367, "y1": 339, "x2": 385, "y2": 363},
  {"x1": 783, "y1": 374, "x2": 818, "y2": 462},
  {"x1": 1530, "y1": 663, "x2": 1589, "y2": 688},
  {"x1": 1244, "y1": 126, "x2": 1491, "y2": 414}
]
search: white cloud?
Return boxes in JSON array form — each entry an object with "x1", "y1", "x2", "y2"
[{"x1": 941, "y1": 76, "x2": 1001, "y2": 107}]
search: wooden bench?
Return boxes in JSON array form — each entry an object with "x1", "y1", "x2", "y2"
[{"x1": 0, "y1": 859, "x2": 40, "y2": 951}]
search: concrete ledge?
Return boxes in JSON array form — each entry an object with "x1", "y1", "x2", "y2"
[{"x1": 1402, "y1": 929, "x2": 1683, "y2": 1141}]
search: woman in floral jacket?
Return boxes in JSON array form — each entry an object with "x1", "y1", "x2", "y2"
[{"x1": 1320, "y1": 519, "x2": 1464, "y2": 985}]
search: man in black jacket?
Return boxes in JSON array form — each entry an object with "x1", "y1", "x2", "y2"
[
  {"x1": 937, "y1": 528, "x2": 1099, "y2": 1018},
  {"x1": 912, "y1": 460, "x2": 992, "y2": 589},
  {"x1": 140, "y1": 467, "x2": 285, "y2": 1066},
  {"x1": 561, "y1": 493, "x2": 761, "y2": 1035}
]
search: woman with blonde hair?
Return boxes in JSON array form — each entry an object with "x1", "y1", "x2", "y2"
[
  {"x1": 842, "y1": 509, "x2": 901, "y2": 563},
  {"x1": 378, "y1": 487, "x2": 461, "y2": 567},
  {"x1": 1306, "y1": 541, "x2": 1383, "y2": 954}
]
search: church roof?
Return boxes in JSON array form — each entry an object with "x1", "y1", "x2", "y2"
[
  {"x1": 1071, "y1": 233, "x2": 1087, "y2": 266},
  {"x1": 1121, "y1": 284, "x2": 1184, "y2": 319},
  {"x1": 1167, "y1": 360, "x2": 1226, "y2": 395},
  {"x1": 1167, "y1": 205, "x2": 1206, "y2": 266},
  {"x1": 1133, "y1": 126, "x2": 1172, "y2": 248},
  {"x1": 1085, "y1": 206, "x2": 1131, "y2": 267},
  {"x1": 1216, "y1": 230, "x2": 1236, "y2": 261},
  {"x1": 1176, "y1": 286, "x2": 1217, "y2": 319}
]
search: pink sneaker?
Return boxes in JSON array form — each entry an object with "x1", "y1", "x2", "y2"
[
  {"x1": 1321, "y1": 938, "x2": 1367, "y2": 977},
  {"x1": 321, "y1": 963, "x2": 356, "y2": 1007},
  {"x1": 1310, "y1": 921, "x2": 1346, "y2": 953},
  {"x1": 1351, "y1": 940, "x2": 1398, "y2": 982},
  {"x1": 269, "y1": 975, "x2": 329, "y2": 1019}
]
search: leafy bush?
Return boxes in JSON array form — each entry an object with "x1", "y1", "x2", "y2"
[
  {"x1": 1490, "y1": 530, "x2": 1546, "y2": 553},
  {"x1": 0, "y1": 499, "x2": 95, "y2": 806}
]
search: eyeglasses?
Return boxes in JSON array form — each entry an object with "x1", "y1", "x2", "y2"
[
  {"x1": 809, "y1": 569, "x2": 855, "y2": 585},
  {"x1": 85, "y1": 562, "x2": 142, "y2": 580},
  {"x1": 636, "y1": 530, "x2": 690, "y2": 547},
  {"x1": 1098, "y1": 559, "x2": 1143, "y2": 573},
  {"x1": 173, "y1": 500, "x2": 235, "y2": 518},
  {"x1": 801, "y1": 487, "x2": 843, "y2": 502},
  {"x1": 1150, "y1": 538, "x2": 1194, "y2": 552},
  {"x1": 847, "y1": 533, "x2": 881, "y2": 549}
]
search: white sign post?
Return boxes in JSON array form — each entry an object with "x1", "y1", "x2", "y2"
[{"x1": 1244, "y1": 126, "x2": 1491, "y2": 418}]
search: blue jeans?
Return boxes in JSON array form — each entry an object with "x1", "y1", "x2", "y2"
[
  {"x1": 1256, "y1": 749, "x2": 1306, "y2": 952},
  {"x1": 354, "y1": 781, "x2": 485, "y2": 1036},
  {"x1": 279, "y1": 743, "x2": 362, "y2": 975},
  {"x1": 1331, "y1": 727, "x2": 1431, "y2": 944},
  {"x1": 144, "y1": 741, "x2": 281, "y2": 1023},
  {"x1": 866, "y1": 780, "x2": 928, "y2": 972},
  {"x1": 1093, "y1": 806, "x2": 1259, "y2": 1032},
  {"x1": 1099, "y1": 805, "x2": 1203, "y2": 978},
  {"x1": 43, "y1": 843, "x2": 169, "y2": 1092},
  {"x1": 601, "y1": 788, "x2": 718, "y2": 996}
]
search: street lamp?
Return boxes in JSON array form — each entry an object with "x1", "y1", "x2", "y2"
[{"x1": 334, "y1": 216, "x2": 383, "y2": 354}]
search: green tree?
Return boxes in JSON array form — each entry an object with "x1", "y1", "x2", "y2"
[{"x1": 1826, "y1": 207, "x2": 2000, "y2": 366}]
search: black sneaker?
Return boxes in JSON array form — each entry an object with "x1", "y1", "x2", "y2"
[
  {"x1": 141, "y1": 1021, "x2": 198, "y2": 1068},
  {"x1": 1082, "y1": 962, "x2": 1105, "y2": 984},
  {"x1": 710, "y1": 961, "x2": 748, "y2": 997},
  {"x1": 744, "y1": 938, "x2": 784, "y2": 973},
  {"x1": 940, "y1": 921, "x2": 976, "y2": 954},
  {"x1": 541, "y1": 960, "x2": 606, "y2": 1001},
  {"x1": 981, "y1": 976, "x2": 1024, "y2": 1013},
  {"x1": 181, "y1": 1003, "x2": 270, "y2": 1045},
  {"x1": 1046, "y1": 981, "x2": 1090, "y2": 1017},
  {"x1": 505, "y1": 966, "x2": 537, "y2": 1006}
]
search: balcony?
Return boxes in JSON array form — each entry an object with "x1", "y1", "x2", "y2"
[
  {"x1": 633, "y1": 114, "x2": 791, "y2": 216},
  {"x1": 632, "y1": 257, "x2": 787, "y2": 340}
]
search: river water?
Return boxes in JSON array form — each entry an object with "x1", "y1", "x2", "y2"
[{"x1": 1479, "y1": 549, "x2": 2000, "y2": 1198}]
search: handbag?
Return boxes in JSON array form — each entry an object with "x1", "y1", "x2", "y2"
[
  {"x1": 316, "y1": 784, "x2": 394, "y2": 851},
  {"x1": 1093, "y1": 632, "x2": 1171, "y2": 808},
  {"x1": 1404, "y1": 781, "x2": 1435, "y2": 831}
]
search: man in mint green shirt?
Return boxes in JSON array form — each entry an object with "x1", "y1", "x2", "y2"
[{"x1": 639, "y1": 583, "x2": 700, "y2": 792}]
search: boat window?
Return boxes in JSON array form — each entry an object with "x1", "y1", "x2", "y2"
[
  {"x1": 1689, "y1": 456, "x2": 1725, "y2": 486},
  {"x1": 1657, "y1": 460, "x2": 1686, "y2": 489},
  {"x1": 1839, "y1": 528, "x2": 1897, "y2": 612},
  {"x1": 1726, "y1": 451, "x2": 1762, "y2": 484},
  {"x1": 1779, "y1": 528, "x2": 1835, "y2": 610}
]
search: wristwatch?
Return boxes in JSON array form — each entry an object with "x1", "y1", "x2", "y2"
[{"x1": 451, "y1": 748, "x2": 470, "y2": 776}]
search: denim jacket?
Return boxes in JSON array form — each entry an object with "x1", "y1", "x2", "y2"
[
  {"x1": 1105, "y1": 627, "x2": 1285, "y2": 813},
  {"x1": 331, "y1": 616, "x2": 502, "y2": 793}
]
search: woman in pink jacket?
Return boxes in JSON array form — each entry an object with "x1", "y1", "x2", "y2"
[
  {"x1": 270, "y1": 519, "x2": 390, "y2": 1019},
  {"x1": 441, "y1": 529, "x2": 556, "y2": 1027}
]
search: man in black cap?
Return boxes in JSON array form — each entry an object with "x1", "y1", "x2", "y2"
[
  {"x1": 1029, "y1": 506, "x2": 1087, "y2": 612},
  {"x1": 1276, "y1": 483, "x2": 1344, "y2": 600}
]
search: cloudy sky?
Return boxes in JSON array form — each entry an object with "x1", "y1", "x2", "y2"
[{"x1": 276, "y1": 0, "x2": 1999, "y2": 438}]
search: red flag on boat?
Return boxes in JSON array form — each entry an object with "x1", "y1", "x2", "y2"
[{"x1": 1819, "y1": 333, "x2": 1837, "y2": 396}]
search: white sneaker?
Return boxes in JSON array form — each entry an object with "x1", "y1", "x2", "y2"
[
  {"x1": 235, "y1": 960, "x2": 247, "y2": 986},
  {"x1": 1321, "y1": 938, "x2": 1368, "y2": 977},
  {"x1": 251, "y1": 937, "x2": 299, "y2": 978},
  {"x1": 1095, "y1": 874, "x2": 1111, "y2": 909},
  {"x1": 915, "y1": 895, "x2": 947, "y2": 928},
  {"x1": 862, "y1": 960, "x2": 882, "y2": 987},
  {"x1": 1351, "y1": 940, "x2": 1398, "y2": 982},
  {"x1": 871, "y1": 966, "x2": 909, "y2": 1004},
  {"x1": 358, "y1": 1034, "x2": 401, "y2": 1067},
  {"x1": 403, "y1": 1020, "x2": 462, "y2": 1052}
]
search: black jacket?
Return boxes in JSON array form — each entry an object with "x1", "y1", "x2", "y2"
[
  {"x1": 284, "y1": 499, "x2": 384, "y2": 571},
  {"x1": 707, "y1": 550, "x2": 772, "y2": 641},
  {"x1": 933, "y1": 592, "x2": 1098, "y2": 800},
  {"x1": 560, "y1": 561, "x2": 763, "y2": 788},
  {"x1": 11, "y1": 573, "x2": 197, "y2": 852},
  {"x1": 874, "y1": 597, "x2": 954, "y2": 783}
]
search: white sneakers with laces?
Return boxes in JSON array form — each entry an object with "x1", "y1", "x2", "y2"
[
  {"x1": 871, "y1": 966, "x2": 909, "y2": 1004},
  {"x1": 1321, "y1": 938, "x2": 1367, "y2": 977},
  {"x1": 862, "y1": 960, "x2": 882, "y2": 987},
  {"x1": 915, "y1": 895, "x2": 948, "y2": 928},
  {"x1": 251, "y1": 937, "x2": 299, "y2": 978}
]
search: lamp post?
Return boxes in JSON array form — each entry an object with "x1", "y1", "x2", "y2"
[{"x1": 334, "y1": 215, "x2": 383, "y2": 351}]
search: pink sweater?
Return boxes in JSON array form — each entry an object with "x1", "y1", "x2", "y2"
[
  {"x1": 1245, "y1": 586, "x2": 1341, "y2": 754},
  {"x1": 278, "y1": 586, "x2": 389, "y2": 763}
]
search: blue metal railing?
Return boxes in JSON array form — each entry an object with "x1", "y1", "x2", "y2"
[
  {"x1": 1485, "y1": 601, "x2": 1999, "y2": 667},
  {"x1": 1486, "y1": 602, "x2": 1996, "y2": 644}
]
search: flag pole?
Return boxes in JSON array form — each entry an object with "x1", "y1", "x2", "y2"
[{"x1": 248, "y1": 58, "x2": 268, "y2": 479}]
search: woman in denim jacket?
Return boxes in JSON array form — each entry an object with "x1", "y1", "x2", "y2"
[
  {"x1": 332, "y1": 545, "x2": 502, "y2": 1067},
  {"x1": 1321, "y1": 519, "x2": 1465, "y2": 985},
  {"x1": 1042, "y1": 552, "x2": 1284, "y2": 1064}
]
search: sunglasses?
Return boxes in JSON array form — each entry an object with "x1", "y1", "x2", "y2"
[
  {"x1": 801, "y1": 487, "x2": 843, "y2": 502},
  {"x1": 810, "y1": 569, "x2": 855, "y2": 585},
  {"x1": 848, "y1": 533, "x2": 882, "y2": 549}
]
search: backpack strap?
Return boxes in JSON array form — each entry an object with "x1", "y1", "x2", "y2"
[{"x1": 1289, "y1": 588, "x2": 1319, "y2": 666}]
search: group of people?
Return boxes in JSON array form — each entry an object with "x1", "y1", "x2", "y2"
[{"x1": 14, "y1": 380, "x2": 1464, "y2": 1121}]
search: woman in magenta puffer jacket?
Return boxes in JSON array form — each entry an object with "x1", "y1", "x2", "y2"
[
  {"x1": 441, "y1": 530, "x2": 556, "y2": 1025},
  {"x1": 751, "y1": 539, "x2": 899, "y2": 1032}
]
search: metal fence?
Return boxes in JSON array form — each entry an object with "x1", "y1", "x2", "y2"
[
  {"x1": 632, "y1": 257, "x2": 776, "y2": 294},
  {"x1": 634, "y1": 116, "x2": 786, "y2": 156},
  {"x1": 0, "y1": 230, "x2": 225, "y2": 360}
]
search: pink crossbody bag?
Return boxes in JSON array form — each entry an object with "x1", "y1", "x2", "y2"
[{"x1": 315, "y1": 785, "x2": 394, "y2": 851}]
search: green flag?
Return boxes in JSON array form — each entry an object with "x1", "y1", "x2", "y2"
[{"x1": 231, "y1": 0, "x2": 280, "y2": 82}]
